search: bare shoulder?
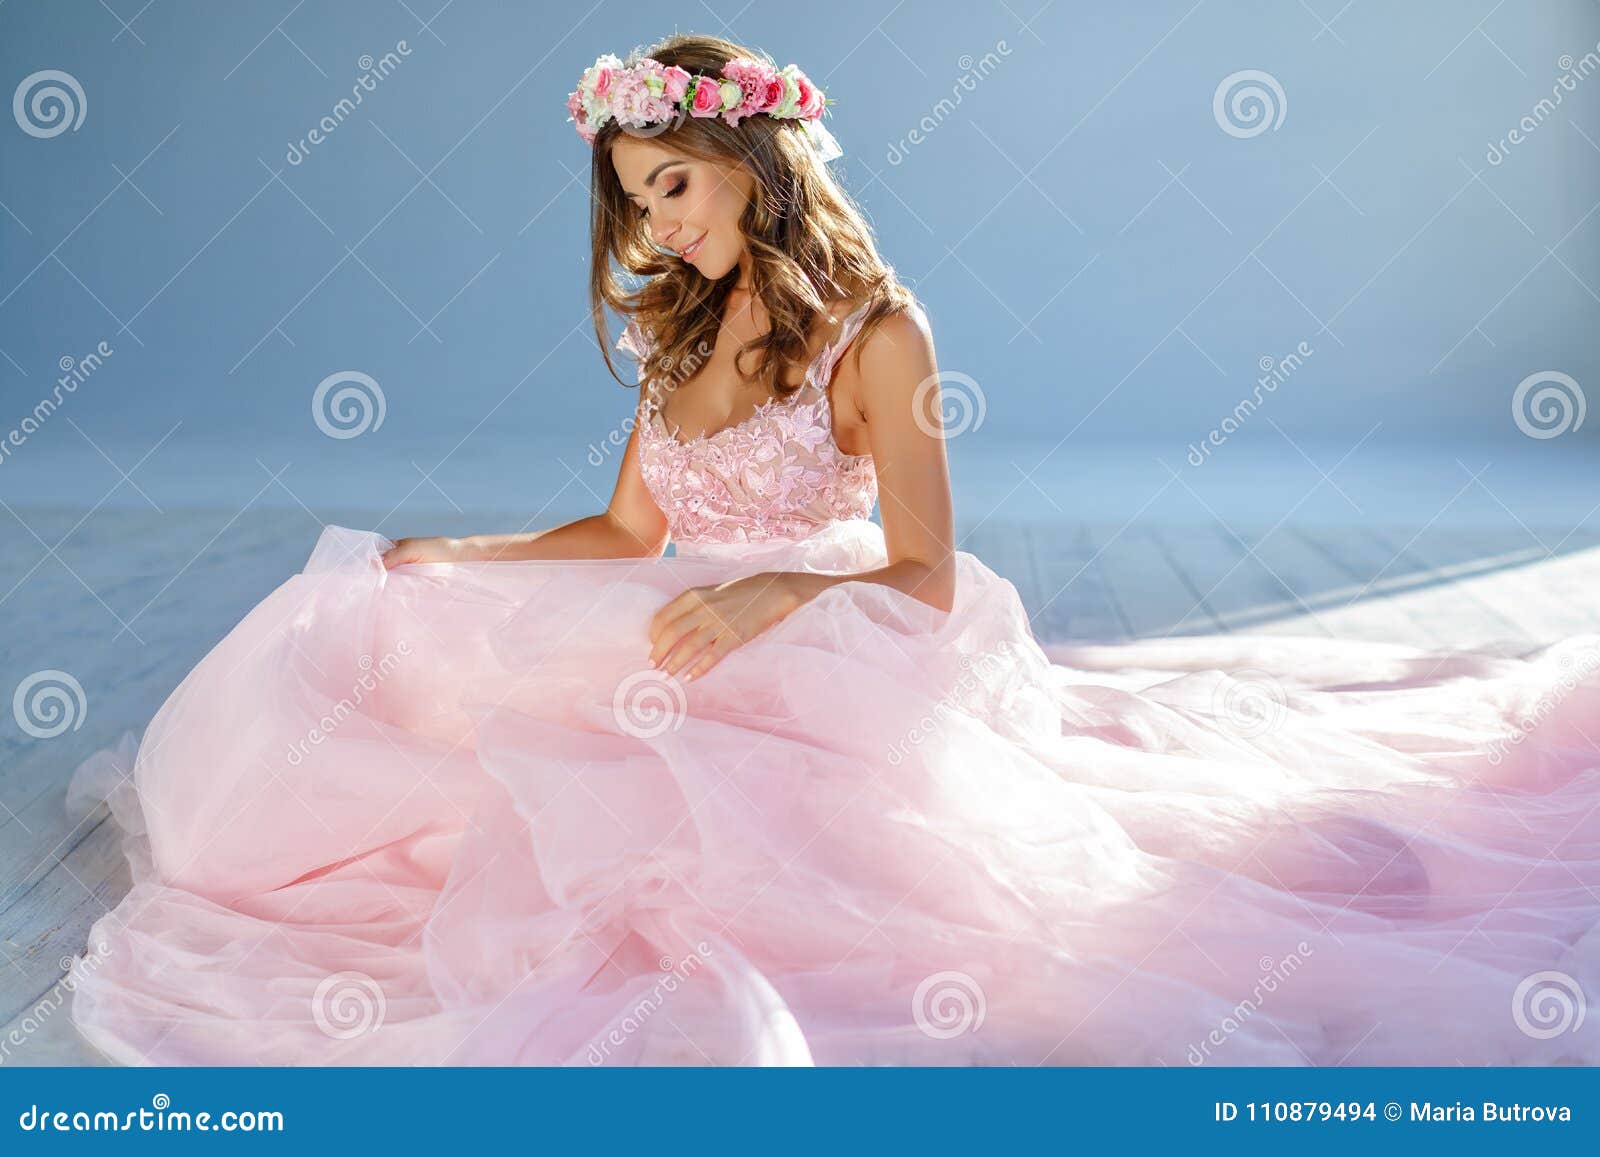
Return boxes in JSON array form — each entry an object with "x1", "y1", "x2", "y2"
[
  {"x1": 850, "y1": 301, "x2": 936, "y2": 411},
  {"x1": 862, "y1": 301, "x2": 933, "y2": 359}
]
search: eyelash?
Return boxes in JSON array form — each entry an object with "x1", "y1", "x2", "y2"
[{"x1": 637, "y1": 178, "x2": 685, "y2": 219}]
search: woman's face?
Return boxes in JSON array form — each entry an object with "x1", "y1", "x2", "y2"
[{"x1": 611, "y1": 138, "x2": 755, "y2": 281}]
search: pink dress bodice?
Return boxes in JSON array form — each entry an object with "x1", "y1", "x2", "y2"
[{"x1": 618, "y1": 299, "x2": 884, "y2": 547}]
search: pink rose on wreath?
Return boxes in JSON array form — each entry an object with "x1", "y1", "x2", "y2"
[
  {"x1": 689, "y1": 76, "x2": 724, "y2": 118},
  {"x1": 794, "y1": 71, "x2": 826, "y2": 119},
  {"x1": 721, "y1": 56, "x2": 780, "y2": 125},
  {"x1": 761, "y1": 74, "x2": 785, "y2": 111},
  {"x1": 610, "y1": 71, "x2": 654, "y2": 127},
  {"x1": 662, "y1": 65, "x2": 691, "y2": 104}
]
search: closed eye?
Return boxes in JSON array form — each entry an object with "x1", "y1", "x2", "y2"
[{"x1": 637, "y1": 177, "x2": 686, "y2": 219}]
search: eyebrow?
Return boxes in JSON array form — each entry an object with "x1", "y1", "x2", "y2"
[{"x1": 623, "y1": 160, "x2": 684, "y2": 202}]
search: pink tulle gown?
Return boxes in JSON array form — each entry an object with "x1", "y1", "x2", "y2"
[{"x1": 67, "y1": 296, "x2": 1600, "y2": 1066}]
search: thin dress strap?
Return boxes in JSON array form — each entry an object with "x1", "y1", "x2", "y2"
[
  {"x1": 807, "y1": 298, "x2": 877, "y2": 391},
  {"x1": 616, "y1": 318, "x2": 668, "y2": 420},
  {"x1": 616, "y1": 316, "x2": 652, "y2": 361}
]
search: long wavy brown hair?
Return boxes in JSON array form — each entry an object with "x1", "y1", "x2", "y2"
[{"x1": 585, "y1": 33, "x2": 917, "y2": 405}]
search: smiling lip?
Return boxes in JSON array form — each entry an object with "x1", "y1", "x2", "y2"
[{"x1": 678, "y1": 234, "x2": 706, "y2": 261}]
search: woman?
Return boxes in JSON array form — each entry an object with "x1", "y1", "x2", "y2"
[{"x1": 68, "y1": 33, "x2": 1600, "y2": 1067}]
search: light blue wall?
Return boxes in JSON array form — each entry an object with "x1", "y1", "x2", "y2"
[{"x1": 1, "y1": 0, "x2": 1596, "y2": 518}]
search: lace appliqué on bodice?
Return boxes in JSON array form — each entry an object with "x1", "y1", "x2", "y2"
[{"x1": 618, "y1": 302, "x2": 882, "y2": 546}]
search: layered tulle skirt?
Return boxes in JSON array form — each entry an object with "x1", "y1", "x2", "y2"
[{"x1": 66, "y1": 518, "x2": 1600, "y2": 1065}]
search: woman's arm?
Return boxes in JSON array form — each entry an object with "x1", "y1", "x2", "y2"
[
  {"x1": 779, "y1": 306, "x2": 955, "y2": 613},
  {"x1": 647, "y1": 307, "x2": 956, "y2": 679},
  {"x1": 382, "y1": 402, "x2": 670, "y2": 567}
]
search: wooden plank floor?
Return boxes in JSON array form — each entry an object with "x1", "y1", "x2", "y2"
[{"x1": 3, "y1": 505, "x2": 1599, "y2": 1064}]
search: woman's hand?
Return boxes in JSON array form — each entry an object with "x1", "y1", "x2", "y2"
[
  {"x1": 381, "y1": 535, "x2": 476, "y2": 568},
  {"x1": 648, "y1": 571, "x2": 808, "y2": 680}
]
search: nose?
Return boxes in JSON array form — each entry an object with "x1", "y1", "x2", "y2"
[{"x1": 650, "y1": 215, "x2": 682, "y2": 250}]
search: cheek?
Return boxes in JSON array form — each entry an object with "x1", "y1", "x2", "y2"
[{"x1": 703, "y1": 179, "x2": 744, "y2": 231}]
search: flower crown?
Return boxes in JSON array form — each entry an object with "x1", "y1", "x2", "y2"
[{"x1": 565, "y1": 52, "x2": 842, "y2": 160}]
